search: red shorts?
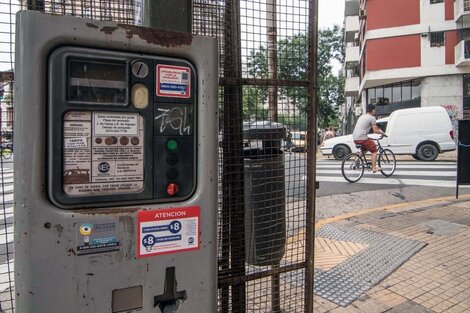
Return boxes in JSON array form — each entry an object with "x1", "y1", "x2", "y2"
[{"x1": 354, "y1": 138, "x2": 377, "y2": 153}]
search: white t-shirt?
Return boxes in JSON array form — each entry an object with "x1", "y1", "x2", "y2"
[{"x1": 353, "y1": 114, "x2": 376, "y2": 140}]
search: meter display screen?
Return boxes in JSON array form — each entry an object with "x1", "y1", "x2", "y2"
[{"x1": 68, "y1": 59, "x2": 127, "y2": 104}]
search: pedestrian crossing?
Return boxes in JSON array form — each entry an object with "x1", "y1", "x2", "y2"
[{"x1": 316, "y1": 159, "x2": 466, "y2": 188}]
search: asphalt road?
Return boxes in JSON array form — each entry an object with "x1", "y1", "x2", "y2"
[{"x1": 283, "y1": 151, "x2": 470, "y2": 220}]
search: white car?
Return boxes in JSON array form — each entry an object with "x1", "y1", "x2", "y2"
[
  {"x1": 320, "y1": 106, "x2": 456, "y2": 161},
  {"x1": 320, "y1": 118, "x2": 387, "y2": 159}
]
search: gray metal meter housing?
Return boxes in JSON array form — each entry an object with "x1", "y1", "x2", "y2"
[{"x1": 15, "y1": 11, "x2": 218, "y2": 313}]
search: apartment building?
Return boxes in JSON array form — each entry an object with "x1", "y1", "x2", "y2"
[{"x1": 343, "y1": 0, "x2": 470, "y2": 131}]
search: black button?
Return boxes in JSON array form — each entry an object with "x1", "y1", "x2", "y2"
[
  {"x1": 167, "y1": 153, "x2": 178, "y2": 165},
  {"x1": 167, "y1": 168, "x2": 179, "y2": 180}
]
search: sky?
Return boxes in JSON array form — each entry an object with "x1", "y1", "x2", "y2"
[
  {"x1": 319, "y1": 0, "x2": 345, "y2": 29},
  {"x1": 318, "y1": 0, "x2": 345, "y2": 74}
]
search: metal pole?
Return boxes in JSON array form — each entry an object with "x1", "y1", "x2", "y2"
[
  {"x1": 271, "y1": 264, "x2": 282, "y2": 313},
  {"x1": 267, "y1": 0, "x2": 278, "y2": 121},
  {"x1": 222, "y1": 0, "x2": 246, "y2": 312},
  {"x1": 305, "y1": 0, "x2": 319, "y2": 312},
  {"x1": 142, "y1": 0, "x2": 192, "y2": 33},
  {"x1": 26, "y1": 0, "x2": 44, "y2": 11}
]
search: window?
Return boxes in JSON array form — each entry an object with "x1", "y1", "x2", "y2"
[
  {"x1": 376, "y1": 121, "x2": 387, "y2": 133},
  {"x1": 367, "y1": 88, "x2": 375, "y2": 105},
  {"x1": 430, "y1": 32, "x2": 445, "y2": 47},
  {"x1": 402, "y1": 82, "x2": 411, "y2": 101},
  {"x1": 465, "y1": 0, "x2": 470, "y2": 11},
  {"x1": 411, "y1": 80, "x2": 421, "y2": 99},
  {"x1": 463, "y1": 75, "x2": 470, "y2": 109},
  {"x1": 392, "y1": 84, "x2": 401, "y2": 102},
  {"x1": 384, "y1": 87, "x2": 392, "y2": 102},
  {"x1": 367, "y1": 80, "x2": 420, "y2": 105},
  {"x1": 430, "y1": 0, "x2": 444, "y2": 3}
]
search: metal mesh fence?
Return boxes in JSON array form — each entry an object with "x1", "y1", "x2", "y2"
[
  {"x1": 0, "y1": 0, "x2": 316, "y2": 312},
  {"x1": 0, "y1": 1, "x2": 16, "y2": 311},
  {"x1": 193, "y1": 1, "x2": 314, "y2": 312}
]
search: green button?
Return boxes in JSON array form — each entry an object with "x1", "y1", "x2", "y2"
[{"x1": 166, "y1": 139, "x2": 179, "y2": 151}]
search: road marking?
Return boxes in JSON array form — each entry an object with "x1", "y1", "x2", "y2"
[
  {"x1": 315, "y1": 175, "x2": 467, "y2": 188},
  {"x1": 317, "y1": 170, "x2": 456, "y2": 176},
  {"x1": 316, "y1": 164, "x2": 456, "y2": 169}
]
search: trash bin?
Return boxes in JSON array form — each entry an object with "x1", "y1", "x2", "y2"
[{"x1": 243, "y1": 121, "x2": 286, "y2": 266}]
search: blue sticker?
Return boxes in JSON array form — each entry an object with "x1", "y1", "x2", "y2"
[
  {"x1": 169, "y1": 221, "x2": 182, "y2": 234},
  {"x1": 142, "y1": 234, "x2": 156, "y2": 248}
]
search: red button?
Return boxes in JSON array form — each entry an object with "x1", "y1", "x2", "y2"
[{"x1": 166, "y1": 183, "x2": 179, "y2": 196}]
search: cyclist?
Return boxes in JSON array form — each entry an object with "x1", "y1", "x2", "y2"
[{"x1": 352, "y1": 104, "x2": 387, "y2": 173}]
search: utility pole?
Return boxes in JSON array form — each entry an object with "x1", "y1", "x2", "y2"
[{"x1": 267, "y1": 0, "x2": 278, "y2": 121}]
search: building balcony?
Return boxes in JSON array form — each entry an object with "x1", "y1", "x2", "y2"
[
  {"x1": 345, "y1": 46, "x2": 360, "y2": 65},
  {"x1": 345, "y1": 0, "x2": 359, "y2": 17},
  {"x1": 345, "y1": 16, "x2": 359, "y2": 43},
  {"x1": 455, "y1": 0, "x2": 470, "y2": 22},
  {"x1": 455, "y1": 40, "x2": 470, "y2": 66},
  {"x1": 345, "y1": 76, "x2": 360, "y2": 97}
]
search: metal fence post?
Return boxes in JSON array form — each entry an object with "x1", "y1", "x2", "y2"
[{"x1": 142, "y1": 0, "x2": 193, "y2": 33}]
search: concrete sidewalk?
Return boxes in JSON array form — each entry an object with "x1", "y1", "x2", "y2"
[{"x1": 313, "y1": 195, "x2": 470, "y2": 313}]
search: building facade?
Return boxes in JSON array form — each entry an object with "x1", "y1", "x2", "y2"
[{"x1": 343, "y1": 0, "x2": 470, "y2": 129}]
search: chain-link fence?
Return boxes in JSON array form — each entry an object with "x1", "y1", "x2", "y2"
[{"x1": 0, "y1": 1, "x2": 317, "y2": 312}]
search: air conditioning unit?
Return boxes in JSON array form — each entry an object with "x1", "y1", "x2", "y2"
[{"x1": 359, "y1": 9, "x2": 366, "y2": 20}]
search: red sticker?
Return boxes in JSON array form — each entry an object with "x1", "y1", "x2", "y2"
[
  {"x1": 137, "y1": 206, "x2": 200, "y2": 258},
  {"x1": 156, "y1": 65, "x2": 191, "y2": 98}
]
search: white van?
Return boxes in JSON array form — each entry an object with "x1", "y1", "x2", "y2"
[{"x1": 320, "y1": 106, "x2": 456, "y2": 161}]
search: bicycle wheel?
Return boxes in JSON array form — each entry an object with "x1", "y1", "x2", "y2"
[
  {"x1": 378, "y1": 148, "x2": 396, "y2": 177},
  {"x1": 341, "y1": 153, "x2": 364, "y2": 183},
  {"x1": 2, "y1": 149, "x2": 12, "y2": 159}
]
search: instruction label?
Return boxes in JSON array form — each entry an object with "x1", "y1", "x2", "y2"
[
  {"x1": 137, "y1": 206, "x2": 200, "y2": 258},
  {"x1": 156, "y1": 64, "x2": 191, "y2": 98},
  {"x1": 63, "y1": 111, "x2": 144, "y2": 196},
  {"x1": 76, "y1": 220, "x2": 119, "y2": 256}
]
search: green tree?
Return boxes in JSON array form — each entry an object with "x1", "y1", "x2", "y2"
[{"x1": 246, "y1": 25, "x2": 344, "y2": 127}]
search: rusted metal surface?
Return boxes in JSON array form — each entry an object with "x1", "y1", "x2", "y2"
[
  {"x1": 305, "y1": 1, "x2": 318, "y2": 312},
  {"x1": 120, "y1": 24, "x2": 194, "y2": 46},
  {"x1": 220, "y1": 0, "x2": 246, "y2": 311}
]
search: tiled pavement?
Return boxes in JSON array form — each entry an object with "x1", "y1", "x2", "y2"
[{"x1": 313, "y1": 196, "x2": 470, "y2": 313}]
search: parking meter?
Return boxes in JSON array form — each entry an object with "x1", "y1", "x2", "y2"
[{"x1": 14, "y1": 11, "x2": 218, "y2": 313}]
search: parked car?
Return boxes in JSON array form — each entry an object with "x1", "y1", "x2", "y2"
[
  {"x1": 320, "y1": 106, "x2": 455, "y2": 161},
  {"x1": 290, "y1": 131, "x2": 306, "y2": 152}
]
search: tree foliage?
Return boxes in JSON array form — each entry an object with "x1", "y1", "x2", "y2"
[{"x1": 245, "y1": 25, "x2": 345, "y2": 128}]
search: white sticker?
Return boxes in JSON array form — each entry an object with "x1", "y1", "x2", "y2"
[
  {"x1": 63, "y1": 111, "x2": 144, "y2": 196},
  {"x1": 156, "y1": 65, "x2": 191, "y2": 98},
  {"x1": 137, "y1": 207, "x2": 200, "y2": 258},
  {"x1": 64, "y1": 137, "x2": 88, "y2": 149},
  {"x1": 93, "y1": 113, "x2": 139, "y2": 136}
]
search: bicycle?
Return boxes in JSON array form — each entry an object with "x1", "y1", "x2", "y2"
[{"x1": 341, "y1": 137, "x2": 396, "y2": 183}]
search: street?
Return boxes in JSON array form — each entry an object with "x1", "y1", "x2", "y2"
[{"x1": 284, "y1": 152, "x2": 470, "y2": 220}]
